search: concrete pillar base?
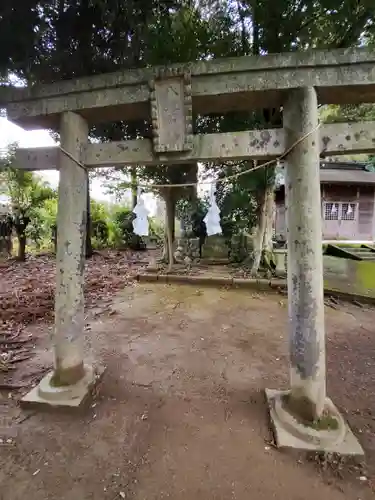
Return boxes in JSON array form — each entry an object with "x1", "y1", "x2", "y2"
[
  {"x1": 20, "y1": 365, "x2": 105, "y2": 411},
  {"x1": 265, "y1": 389, "x2": 364, "y2": 456},
  {"x1": 274, "y1": 250, "x2": 287, "y2": 277}
]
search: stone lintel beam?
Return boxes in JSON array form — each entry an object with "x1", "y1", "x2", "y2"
[
  {"x1": 6, "y1": 85, "x2": 150, "y2": 130},
  {"x1": 4, "y1": 48, "x2": 375, "y2": 129},
  {"x1": 16, "y1": 147, "x2": 59, "y2": 171},
  {"x1": 14, "y1": 121, "x2": 375, "y2": 171},
  {"x1": 0, "y1": 86, "x2": 24, "y2": 106},
  {"x1": 320, "y1": 121, "x2": 375, "y2": 155},
  {"x1": 15, "y1": 129, "x2": 284, "y2": 170},
  {"x1": 87, "y1": 128, "x2": 285, "y2": 166}
]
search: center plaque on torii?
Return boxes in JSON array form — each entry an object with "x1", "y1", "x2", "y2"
[{"x1": 149, "y1": 68, "x2": 193, "y2": 154}]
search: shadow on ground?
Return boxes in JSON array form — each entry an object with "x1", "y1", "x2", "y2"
[{"x1": 0, "y1": 284, "x2": 374, "y2": 499}]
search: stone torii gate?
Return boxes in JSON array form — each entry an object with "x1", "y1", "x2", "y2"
[{"x1": 2, "y1": 48, "x2": 375, "y2": 453}]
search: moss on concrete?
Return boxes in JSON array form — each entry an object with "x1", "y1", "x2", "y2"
[
  {"x1": 357, "y1": 260, "x2": 375, "y2": 292},
  {"x1": 50, "y1": 362, "x2": 85, "y2": 387},
  {"x1": 281, "y1": 393, "x2": 339, "y2": 431}
]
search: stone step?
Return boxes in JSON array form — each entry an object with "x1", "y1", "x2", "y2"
[
  {"x1": 348, "y1": 248, "x2": 372, "y2": 253},
  {"x1": 351, "y1": 252, "x2": 375, "y2": 258}
]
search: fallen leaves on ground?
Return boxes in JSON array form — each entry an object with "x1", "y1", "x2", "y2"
[
  {"x1": 0, "y1": 250, "x2": 149, "y2": 332},
  {"x1": 0, "y1": 250, "x2": 148, "y2": 383}
]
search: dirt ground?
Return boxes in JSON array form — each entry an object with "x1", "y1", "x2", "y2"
[{"x1": 1, "y1": 255, "x2": 375, "y2": 499}]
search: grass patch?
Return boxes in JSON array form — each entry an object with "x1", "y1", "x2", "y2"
[{"x1": 282, "y1": 393, "x2": 339, "y2": 431}]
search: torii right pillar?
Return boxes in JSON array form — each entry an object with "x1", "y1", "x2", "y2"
[{"x1": 266, "y1": 87, "x2": 364, "y2": 455}]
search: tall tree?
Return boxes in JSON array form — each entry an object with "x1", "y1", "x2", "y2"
[
  {"x1": 1, "y1": 0, "x2": 374, "y2": 270},
  {"x1": 3, "y1": 147, "x2": 56, "y2": 260}
]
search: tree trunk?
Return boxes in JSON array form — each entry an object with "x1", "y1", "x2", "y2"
[
  {"x1": 263, "y1": 184, "x2": 275, "y2": 253},
  {"x1": 18, "y1": 235, "x2": 26, "y2": 262},
  {"x1": 171, "y1": 198, "x2": 176, "y2": 243},
  {"x1": 85, "y1": 172, "x2": 93, "y2": 258},
  {"x1": 131, "y1": 166, "x2": 138, "y2": 209},
  {"x1": 250, "y1": 193, "x2": 267, "y2": 276},
  {"x1": 252, "y1": 1, "x2": 260, "y2": 56},
  {"x1": 53, "y1": 227, "x2": 57, "y2": 254},
  {"x1": 14, "y1": 214, "x2": 29, "y2": 262},
  {"x1": 237, "y1": 0, "x2": 250, "y2": 54},
  {"x1": 163, "y1": 191, "x2": 176, "y2": 270},
  {"x1": 262, "y1": 183, "x2": 276, "y2": 275}
]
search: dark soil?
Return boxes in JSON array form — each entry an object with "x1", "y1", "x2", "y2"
[{"x1": 0, "y1": 254, "x2": 374, "y2": 499}]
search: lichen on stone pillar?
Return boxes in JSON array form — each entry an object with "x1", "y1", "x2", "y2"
[
  {"x1": 53, "y1": 111, "x2": 89, "y2": 387},
  {"x1": 283, "y1": 87, "x2": 326, "y2": 422}
]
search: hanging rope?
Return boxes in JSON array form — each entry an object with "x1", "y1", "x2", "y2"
[
  {"x1": 58, "y1": 122, "x2": 321, "y2": 271},
  {"x1": 59, "y1": 146, "x2": 88, "y2": 171},
  {"x1": 58, "y1": 122, "x2": 322, "y2": 189}
]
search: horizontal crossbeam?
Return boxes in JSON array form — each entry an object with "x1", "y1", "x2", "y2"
[
  {"x1": 3, "y1": 48, "x2": 375, "y2": 129},
  {"x1": 14, "y1": 121, "x2": 375, "y2": 171}
]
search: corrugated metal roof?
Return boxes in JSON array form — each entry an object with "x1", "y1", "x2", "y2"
[
  {"x1": 320, "y1": 160, "x2": 370, "y2": 171},
  {"x1": 320, "y1": 168, "x2": 375, "y2": 184},
  {"x1": 276, "y1": 160, "x2": 375, "y2": 186}
]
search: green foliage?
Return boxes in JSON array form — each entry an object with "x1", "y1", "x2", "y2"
[
  {"x1": 176, "y1": 196, "x2": 209, "y2": 236},
  {"x1": 41, "y1": 198, "x2": 58, "y2": 228},
  {"x1": 1, "y1": 148, "x2": 56, "y2": 258},
  {"x1": 90, "y1": 199, "x2": 109, "y2": 222},
  {"x1": 320, "y1": 103, "x2": 375, "y2": 165},
  {"x1": 1, "y1": 0, "x2": 375, "y2": 259},
  {"x1": 112, "y1": 206, "x2": 146, "y2": 250},
  {"x1": 367, "y1": 156, "x2": 375, "y2": 172},
  {"x1": 215, "y1": 163, "x2": 274, "y2": 235},
  {"x1": 148, "y1": 218, "x2": 164, "y2": 246},
  {"x1": 321, "y1": 104, "x2": 375, "y2": 123},
  {"x1": 5, "y1": 169, "x2": 55, "y2": 215},
  {"x1": 90, "y1": 199, "x2": 110, "y2": 248}
]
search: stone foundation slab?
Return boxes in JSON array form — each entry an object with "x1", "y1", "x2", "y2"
[
  {"x1": 265, "y1": 388, "x2": 364, "y2": 456},
  {"x1": 20, "y1": 365, "x2": 105, "y2": 411}
]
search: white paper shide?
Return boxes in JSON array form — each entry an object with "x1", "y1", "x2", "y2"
[
  {"x1": 204, "y1": 183, "x2": 222, "y2": 236},
  {"x1": 132, "y1": 189, "x2": 149, "y2": 236}
]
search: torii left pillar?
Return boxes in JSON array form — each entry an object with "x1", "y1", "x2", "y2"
[{"x1": 22, "y1": 111, "x2": 100, "y2": 409}]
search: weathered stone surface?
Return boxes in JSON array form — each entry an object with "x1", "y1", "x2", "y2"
[
  {"x1": 151, "y1": 75, "x2": 192, "y2": 153},
  {"x1": 6, "y1": 85, "x2": 150, "y2": 129},
  {"x1": 323, "y1": 255, "x2": 375, "y2": 298},
  {"x1": 174, "y1": 238, "x2": 200, "y2": 262},
  {"x1": 4, "y1": 47, "x2": 374, "y2": 102},
  {"x1": 54, "y1": 111, "x2": 88, "y2": 386},
  {"x1": 265, "y1": 389, "x2": 364, "y2": 455},
  {"x1": 229, "y1": 234, "x2": 251, "y2": 261},
  {"x1": 321, "y1": 121, "x2": 375, "y2": 156},
  {"x1": 16, "y1": 147, "x2": 59, "y2": 171},
  {"x1": 14, "y1": 121, "x2": 375, "y2": 170},
  {"x1": 202, "y1": 235, "x2": 229, "y2": 259},
  {"x1": 21, "y1": 365, "x2": 105, "y2": 411},
  {"x1": 4, "y1": 48, "x2": 375, "y2": 128},
  {"x1": 284, "y1": 87, "x2": 326, "y2": 420},
  {"x1": 166, "y1": 275, "x2": 233, "y2": 286},
  {"x1": 138, "y1": 273, "x2": 158, "y2": 282},
  {"x1": 274, "y1": 249, "x2": 287, "y2": 276}
]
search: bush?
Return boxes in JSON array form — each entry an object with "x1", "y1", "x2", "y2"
[
  {"x1": 112, "y1": 207, "x2": 146, "y2": 250},
  {"x1": 149, "y1": 218, "x2": 164, "y2": 246},
  {"x1": 92, "y1": 219, "x2": 109, "y2": 247}
]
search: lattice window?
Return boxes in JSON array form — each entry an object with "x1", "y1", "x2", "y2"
[
  {"x1": 341, "y1": 203, "x2": 356, "y2": 221},
  {"x1": 324, "y1": 203, "x2": 339, "y2": 220}
]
